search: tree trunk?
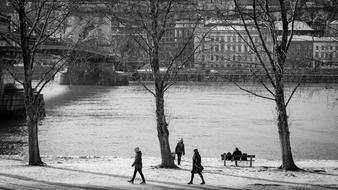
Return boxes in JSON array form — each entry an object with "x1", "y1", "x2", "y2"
[
  {"x1": 26, "y1": 106, "x2": 43, "y2": 166},
  {"x1": 275, "y1": 85, "x2": 299, "y2": 171},
  {"x1": 155, "y1": 89, "x2": 176, "y2": 168}
]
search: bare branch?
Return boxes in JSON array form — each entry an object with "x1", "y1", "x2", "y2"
[
  {"x1": 234, "y1": 82, "x2": 275, "y2": 101},
  {"x1": 286, "y1": 0, "x2": 300, "y2": 52},
  {"x1": 249, "y1": 69, "x2": 276, "y2": 97},
  {"x1": 138, "y1": 80, "x2": 156, "y2": 97},
  {"x1": 286, "y1": 77, "x2": 303, "y2": 107},
  {"x1": 4, "y1": 66, "x2": 24, "y2": 85},
  {"x1": 233, "y1": 0, "x2": 277, "y2": 89},
  {"x1": 28, "y1": 0, "x2": 48, "y2": 37}
]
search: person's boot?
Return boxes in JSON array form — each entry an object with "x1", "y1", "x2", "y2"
[
  {"x1": 201, "y1": 181, "x2": 205, "y2": 185},
  {"x1": 128, "y1": 180, "x2": 133, "y2": 184},
  {"x1": 187, "y1": 181, "x2": 193, "y2": 184},
  {"x1": 140, "y1": 181, "x2": 146, "y2": 184}
]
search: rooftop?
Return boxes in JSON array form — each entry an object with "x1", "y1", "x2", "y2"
[{"x1": 275, "y1": 21, "x2": 314, "y2": 31}]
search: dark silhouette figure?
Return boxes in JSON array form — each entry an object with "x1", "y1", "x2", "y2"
[
  {"x1": 188, "y1": 149, "x2": 205, "y2": 185},
  {"x1": 175, "y1": 138, "x2": 185, "y2": 165},
  {"x1": 226, "y1": 152, "x2": 232, "y2": 160},
  {"x1": 241, "y1": 153, "x2": 248, "y2": 161},
  {"x1": 232, "y1": 147, "x2": 242, "y2": 167},
  {"x1": 128, "y1": 147, "x2": 146, "y2": 184}
]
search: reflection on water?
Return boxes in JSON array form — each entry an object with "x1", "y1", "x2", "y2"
[
  {"x1": 1, "y1": 82, "x2": 337, "y2": 160},
  {"x1": 0, "y1": 120, "x2": 27, "y2": 155}
]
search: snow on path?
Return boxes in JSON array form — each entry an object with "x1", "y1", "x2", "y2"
[{"x1": 0, "y1": 156, "x2": 337, "y2": 190}]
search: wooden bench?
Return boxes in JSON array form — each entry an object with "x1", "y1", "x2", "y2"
[{"x1": 221, "y1": 153, "x2": 255, "y2": 167}]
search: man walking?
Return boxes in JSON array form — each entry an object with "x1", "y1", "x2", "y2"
[{"x1": 175, "y1": 138, "x2": 185, "y2": 165}]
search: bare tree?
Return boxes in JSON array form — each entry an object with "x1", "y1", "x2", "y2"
[
  {"x1": 107, "y1": 0, "x2": 203, "y2": 168},
  {"x1": 1, "y1": 0, "x2": 73, "y2": 165},
  {"x1": 216, "y1": 0, "x2": 301, "y2": 170}
]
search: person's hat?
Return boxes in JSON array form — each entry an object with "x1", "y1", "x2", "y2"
[
  {"x1": 134, "y1": 147, "x2": 140, "y2": 152},
  {"x1": 193, "y1": 148, "x2": 198, "y2": 152},
  {"x1": 180, "y1": 138, "x2": 183, "y2": 142}
]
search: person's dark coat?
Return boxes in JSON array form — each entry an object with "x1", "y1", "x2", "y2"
[
  {"x1": 132, "y1": 151, "x2": 142, "y2": 169},
  {"x1": 191, "y1": 152, "x2": 202, "y2": 173},
  {"x1": 175, "y1": 142, "x2": 185, "y2": 155},
  {"x1": 232, "y1": 148, "x2": 242, "y2": 161}
]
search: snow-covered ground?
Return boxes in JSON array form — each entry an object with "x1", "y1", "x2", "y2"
[{"x1": 0, "y1": 156, "x2": 337, "y2": 190}]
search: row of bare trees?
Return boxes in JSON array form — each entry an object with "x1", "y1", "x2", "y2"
[
  {"x1": 1, "y1": 0, "x2": 336, "y2": 171},
  {"x1": 110, "y1": 0, "x2": 302, "y2": 170}
]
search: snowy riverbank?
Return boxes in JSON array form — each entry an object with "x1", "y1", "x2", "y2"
[{"x1": 0, "y1": 156, "x2": 337, "y2": 190}]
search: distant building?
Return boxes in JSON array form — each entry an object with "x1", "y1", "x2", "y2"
[
  {"x1": 195, "y1": 20, "x2": 272, "y2": 69},
  {"x1": 285, "y1": 35, "x2": 314, "y2": 68},
  {"x1": 327, "y1": 20, "x2": 338, "y2": 36},
  {"x1": 275, "y1": 20, "x2": 317, "y2": 36},
  {"x1": 312, "y1": 37, "x2": 338, "y2": 68}
]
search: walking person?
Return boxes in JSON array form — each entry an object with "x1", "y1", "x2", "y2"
[
  {"x1": 188, "y1": 149, "x2": 205, "y2": 185},
  {"x1": 175, "y1": 138, "x2": 185, "y2": 165},
  {"x1": 128, "y1": 147, "x2": 146, "y2": 184}
]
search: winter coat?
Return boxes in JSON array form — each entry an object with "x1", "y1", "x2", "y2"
[
  {"x1": 191, "y1": 152, "x2": 203, "y2": 173},
  {"x1": 175, "y1": 142, "x2": 185, "y2": 155},
  {"x1": 132, "y1": 151, "x2": 142, "y2": 169},
  {"x1": 232, "y1": 149, "x2": 242, "y2": 161}
]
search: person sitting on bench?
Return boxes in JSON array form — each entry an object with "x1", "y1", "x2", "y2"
[
  {"x1": 226, "y1": 152, "x2": 232, "y2": 160},
  {"x1": 241, "y1": 153, "x2": 248, "y2": 161},
  {"x1": 232, "y1": 147, "x2": 242, "y2": 167}
]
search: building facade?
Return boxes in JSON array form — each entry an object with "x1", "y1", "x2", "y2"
[
  {"x1": 313, "y1": 37, "x2": 338, "y2": 67},
  {"x1": 195, "y1": 21, "x2": 272, "y2": 69}
]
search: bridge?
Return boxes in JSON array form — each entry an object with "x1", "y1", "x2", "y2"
[
  {"x1": 0, "y1": 40, "x2": 112, "y2": 59},
  {"x1": 0, "y1": 39, "x2": 117, "y2": 86}
]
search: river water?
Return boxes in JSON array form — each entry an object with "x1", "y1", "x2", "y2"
[{"x1": 0, "y1": 82, "x2": 337, "y2": 160}]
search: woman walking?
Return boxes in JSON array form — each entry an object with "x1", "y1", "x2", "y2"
[
  {"x1": 128, "y1": 147, "x2": 146, "y2": 184},
  {"x1": 188, "y1": 149, "x2": 205, "y2": 185}
]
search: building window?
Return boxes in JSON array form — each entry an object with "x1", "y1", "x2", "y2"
[
  {"x1": 221, "y1": 44, "x2": 224, "y2": 52},
  {"x1": 211, "y1": 55, "x2": 213, "y2": 61}
]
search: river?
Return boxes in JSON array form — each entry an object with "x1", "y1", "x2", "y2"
[{"x1": 0, "y1": 82, "x2": 337, "y2": 160}]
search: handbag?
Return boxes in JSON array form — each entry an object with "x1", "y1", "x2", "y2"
[{"x1": 196, "y1": 165, "x2": 204, "y2": 173}]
